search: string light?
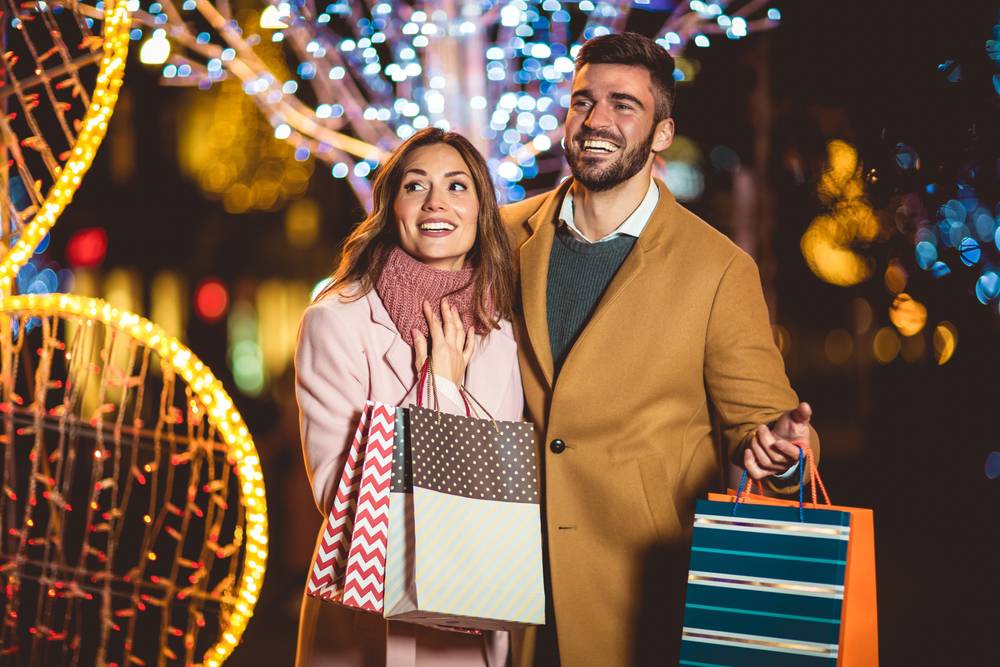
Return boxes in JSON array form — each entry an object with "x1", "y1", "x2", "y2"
[
  {"x1": 0, "y1": 0, "x2": 130, "y2": 296},
  {"x1": 0, "y1": 293, "x2": 269, "y2": 667},
  {"x1": 0, "y1": 1, "x2": 268, "y2": 662},
  {"x1": 124, "y1": 1, "x2": 782, "y2": 205}
]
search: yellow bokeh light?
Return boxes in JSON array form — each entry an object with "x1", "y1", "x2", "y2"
[
  {"x1": 801, "y1": 141, "x2": 881, "y2": 287},
  {"x1": 889, "y1": 293, "x2": 928, "y2": 337},
  {"x1": 933, "y1": 321, "x2": 958, "y2": 365},
  {"x1": 873, "y1": 327, "x2": 901, "y2": 364},
  {"x1": 824, "y1": 329, "x2": 854, "y2": 364},
  {"x1": 851, "y1": 297, "x2": 873, "y2": 334},
  {"x1": 884, "y1": 261, "x2": 907, "y2": 294}
]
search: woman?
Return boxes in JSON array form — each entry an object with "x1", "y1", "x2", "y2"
[{"x1": 294, "y1": 127, "x2": 522, "y2": 666}]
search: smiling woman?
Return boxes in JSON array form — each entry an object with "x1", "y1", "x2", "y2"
[
  {"x1": 393, "y1": 143, "x2": 481, "y2": 272},
  {"x1": 294, "y1": 127, "x2": 524, "y2": 667}
]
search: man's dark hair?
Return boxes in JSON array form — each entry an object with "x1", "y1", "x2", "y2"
[{"x1": 575, "y1": 32, "x2": 676, "y2": 122}]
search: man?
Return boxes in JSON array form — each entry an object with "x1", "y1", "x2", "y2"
[{"x1": 500, "y1": 32, "x2": 819, "y2": 666}]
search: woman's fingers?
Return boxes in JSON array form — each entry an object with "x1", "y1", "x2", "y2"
[
  {"x1": 423, "y1": 300, "x2": 445, "y2": 344},
  {"x1": 413, "y1": 329, "x2": 428, "y2": 371},
  {"x1": 462, "y1": 326, "x2": 475, "y2": 365}
]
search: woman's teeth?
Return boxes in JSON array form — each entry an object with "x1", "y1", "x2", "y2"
[{"x1": 419, "y1": 222, "x2": 456, "y2": 231}]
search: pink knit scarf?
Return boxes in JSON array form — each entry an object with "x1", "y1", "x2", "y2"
[{"x1": 375, "y1": 246, "x2": 485, "y2": 346}]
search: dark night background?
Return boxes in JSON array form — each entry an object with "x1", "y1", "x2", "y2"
[{"x1": 24, "y1": 0, "x2": 1000, "y2": 663}]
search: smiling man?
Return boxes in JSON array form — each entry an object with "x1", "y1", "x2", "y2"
[{"x1": 501, "y1": 33, "x2": 820, "y2": 665}]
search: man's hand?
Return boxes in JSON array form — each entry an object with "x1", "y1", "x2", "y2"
[{"x1": 743, "y1": 402, "x2": 812, "y2": 480}]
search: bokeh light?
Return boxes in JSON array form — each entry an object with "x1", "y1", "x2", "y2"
[
  {"x1": 932, "y1": 321, "x2": 958, "y2": 365},
  {"x1": 196, "y1": 278, "x2": 230, "y2": 323},
  {"x1": 872, "y1": 327, "x2": 901, "y2": 364}
]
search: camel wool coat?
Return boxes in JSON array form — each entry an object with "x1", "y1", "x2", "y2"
[{"x1": 500, "y1": 178, "x2": 819, "y2": 666}]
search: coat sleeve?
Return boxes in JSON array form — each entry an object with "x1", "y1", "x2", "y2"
[
  {"x1": 703, "y1": 251, "x2": 820, "y2": 493},
  {"x1": 294, "y1": 302, "x2": 369, "y2": 515}
]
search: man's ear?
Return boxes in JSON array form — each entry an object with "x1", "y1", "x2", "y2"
[{"x1": 651, "y1": 117, "x2": 675, "y2": 153}]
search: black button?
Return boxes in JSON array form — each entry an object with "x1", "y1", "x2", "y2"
[{"x1": 549, "y1": 439, "x2": 566, "y2": 454}]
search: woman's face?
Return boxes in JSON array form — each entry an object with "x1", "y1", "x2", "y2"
[{"x1": 394, "y1": 143, "x2": 479, "y2": 271}]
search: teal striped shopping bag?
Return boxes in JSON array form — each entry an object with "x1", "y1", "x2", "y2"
[{"x1": 680, "y1": 447, "x2": 878, "y2": 666}]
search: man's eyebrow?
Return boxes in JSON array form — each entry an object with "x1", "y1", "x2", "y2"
[{"x1": 610, "y1": 92, "x2": 645, "y2": 109}]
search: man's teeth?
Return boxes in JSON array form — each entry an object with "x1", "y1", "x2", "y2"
[
  {"x1": 419, "y1": 222, "x2": 456, "y2": 231},
  {"x1": 583, "y1": 139, "x2": 619, "y2": 153}
]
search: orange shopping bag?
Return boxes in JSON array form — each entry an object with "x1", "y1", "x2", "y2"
[{"x1": 706, "y1": 448, "x2": 878, "y2": 666}]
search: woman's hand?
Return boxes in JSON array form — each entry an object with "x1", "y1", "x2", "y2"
[{"x1": 412, "y1": 298, "x2": 475, "y2": 385}]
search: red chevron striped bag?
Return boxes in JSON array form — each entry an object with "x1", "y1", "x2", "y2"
[{"x1": 305, "y1": 400, "x2": 396, "y2": 613}]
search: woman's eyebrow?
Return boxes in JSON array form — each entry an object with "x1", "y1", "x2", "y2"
[{"x1": 444, "y1": 170, "x2": 471, "y2": 178}]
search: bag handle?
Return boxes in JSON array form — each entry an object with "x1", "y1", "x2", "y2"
[
  {"x1": 416, "y1": 357, "x2": 472, "y2": 418},
  {"x1": 732, "y1": 441, "x2": 831, "y2": 522}
]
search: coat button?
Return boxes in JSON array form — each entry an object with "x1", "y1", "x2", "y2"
[{"x1": 549, "y1": 439, "x2": 566, "y2": 454}]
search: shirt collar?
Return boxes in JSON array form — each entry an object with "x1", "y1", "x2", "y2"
[{"x1": 557, "y1": 178, "x2": 660, "y2": 244}]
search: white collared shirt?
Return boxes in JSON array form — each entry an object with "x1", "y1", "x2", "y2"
[{"x1": 557, "y1": 178, "x2": 659, "y2": 243}]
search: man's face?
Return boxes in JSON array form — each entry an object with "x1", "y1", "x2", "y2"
[{"x1": 564, "y1": 63, "x2": 674, "y2": 192}]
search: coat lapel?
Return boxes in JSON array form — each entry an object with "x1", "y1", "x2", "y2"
[
  {"x1": 365, "y1": 290, "x2": 415, "y2": 391},
  {"x1": 517, "y1": 179, "x2": 572, "y2": 389}
]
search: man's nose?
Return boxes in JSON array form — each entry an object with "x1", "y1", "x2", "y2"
[{"x1": 584, "y1": 102, "x2": 611, "y2": 130}]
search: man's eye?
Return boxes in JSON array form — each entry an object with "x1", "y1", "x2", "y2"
[{"x1": 616, "y1": 104, "x2": 632, "y2": 111}]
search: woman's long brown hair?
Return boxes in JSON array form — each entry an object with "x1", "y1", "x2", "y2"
[{"x1": 319, "y1": 128, "x2": 515, "y2": 331}]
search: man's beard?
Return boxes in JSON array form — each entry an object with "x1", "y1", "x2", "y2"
[{"x1": 565, "y1": 126, "x2": 655, "y2": 192}]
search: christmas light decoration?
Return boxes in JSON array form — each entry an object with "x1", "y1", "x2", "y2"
[
  {"x1": 1, "y1": 1, "x2": 269, "y2": 663},
  {"x1": 121, "y1": 0, "x2": 782, "y2": 206}
]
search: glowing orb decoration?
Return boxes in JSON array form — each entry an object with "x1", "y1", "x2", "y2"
[
  {"x1": 0, "y1": 294, "x2": 267, "y2": 666},
  {"x1": 0, "y1": 0, "x2": 130, "y2": 289}
]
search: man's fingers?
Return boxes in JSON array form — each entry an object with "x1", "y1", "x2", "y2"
[
  {"x1": 790, "y1": 401, "x2": 812, "y2": 424},
  {"x1": 744, "y1": 447, "x2": 768, "y2": 481},
  {"x1": 756, "y1": 424, "x2": 776, "y2": 448},
  {"x1": 772, "y1": 439, "x2": 803, "y2": 463},
  {"x1": 751, "y1": 435, "x2": 787, "y2": 473}
]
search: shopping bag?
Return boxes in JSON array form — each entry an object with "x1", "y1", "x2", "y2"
[
  {"x1": 383, "y1": 363, "x2": 546, "y2": 630},
  {"x1": 306, "y1": 401, "x2": 396, "y2": 614},
  {"x1": 680, "y1": 447, "x2": 878, "y2": 666}
]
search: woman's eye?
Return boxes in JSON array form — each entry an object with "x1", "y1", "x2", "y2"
[
  {"x1": 404, "y1": 182, "x2": 425, "y2": 192},
  {"x1": 449, "y1": 182, "x2": 468, "y2": 191}
]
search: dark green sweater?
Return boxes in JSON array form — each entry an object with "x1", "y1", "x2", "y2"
[{"x1": 546, "y1": 227, "x2": 637, "y2": 374}]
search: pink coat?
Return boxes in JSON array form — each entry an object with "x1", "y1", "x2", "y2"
[{"x1": 294, "y1": 287, "x2": 525, "y2": 667}]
